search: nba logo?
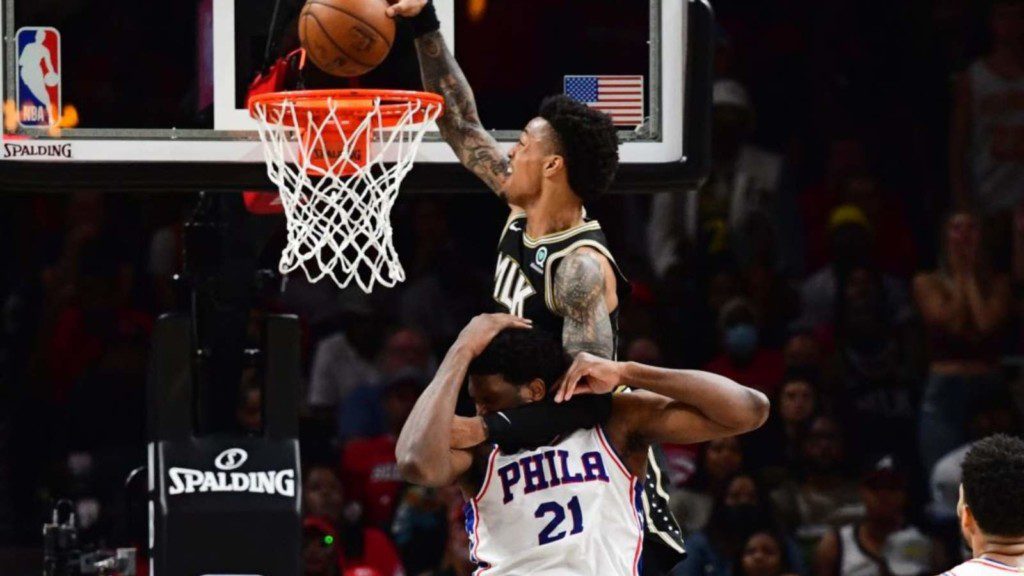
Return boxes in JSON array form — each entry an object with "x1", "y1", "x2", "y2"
[{"x1": 16, "y1": 27, "x2": 61, "y2": 127}]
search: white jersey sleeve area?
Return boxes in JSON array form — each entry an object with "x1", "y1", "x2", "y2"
[{"x1": 464, "y1": 427, "x2": 645, "y2": 576}]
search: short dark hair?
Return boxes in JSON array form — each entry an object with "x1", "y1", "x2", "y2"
[
  {"x1": 468, "y1": 329, "x2": 566, "y2": 396},
  {"x1": 962, "y1": 434, "x2": 1024, "y2": 536},
  {"x1": 538, "y1": 95, "x2": 620, "y2": 200}
]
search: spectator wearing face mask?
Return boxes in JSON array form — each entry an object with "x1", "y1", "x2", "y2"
[
  {"x1": 671, "y1": 474, "x2": 806, "y2": 576},
  {"x1": 706, "y1": 298, "x2": 786, "y2": 398}
]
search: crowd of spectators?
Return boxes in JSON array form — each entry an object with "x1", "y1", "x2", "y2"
[{"x1": 2, "y1": 1, "x2": 1024, "y2": 575}]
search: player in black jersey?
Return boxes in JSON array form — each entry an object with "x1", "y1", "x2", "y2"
[{"x1": 387, "y1": 0, "x2": 687, "y2": 572}]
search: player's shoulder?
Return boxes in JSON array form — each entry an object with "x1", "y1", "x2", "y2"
[{"x1": 950, "y1": 559, "x2": 1024, "y2": 576}]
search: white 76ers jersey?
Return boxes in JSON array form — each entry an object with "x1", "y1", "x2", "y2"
[{"x1": 465, "y1": 427, "x2": 645, "y2": 575}]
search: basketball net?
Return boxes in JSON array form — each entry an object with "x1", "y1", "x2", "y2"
[{"x1": 250, "y1": 90, "x2": 443, "y2": 293}]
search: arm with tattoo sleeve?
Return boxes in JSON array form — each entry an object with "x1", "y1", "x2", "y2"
[
  {"x1": 414, "y1": 31, "x2": 509, "y2": 195},
  {"x1": 553, "y1": 250, "x2": 615, "y2": 359}
]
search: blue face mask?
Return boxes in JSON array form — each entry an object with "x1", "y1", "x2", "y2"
[{"x1": 724, "y1": 324, "x2": 759, "y2": 359}]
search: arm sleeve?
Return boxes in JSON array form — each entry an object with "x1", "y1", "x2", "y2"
[{"x1": 483, "y1": 394, "x2": 613, "y2": 452}]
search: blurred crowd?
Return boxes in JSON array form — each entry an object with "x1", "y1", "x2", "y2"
[{"x1": 2, "y1": 1, "x2": 1024, "y2": 575}]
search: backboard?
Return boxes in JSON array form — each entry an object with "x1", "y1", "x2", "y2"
[{"x1": 0, "y1": 0, "x2": 711, "y2": 193}]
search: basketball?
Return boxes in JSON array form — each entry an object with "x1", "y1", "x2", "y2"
[
  {"x1": 299, "y1": 0, "x2": 395, "y2": 77},
  {"x1": 44, "y1": 72, "x2": 59, "y2": 87}
]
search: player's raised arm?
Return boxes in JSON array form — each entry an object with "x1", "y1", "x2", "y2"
[
  {"x1": 390, "y1": 1, "x2": 509, "y2": 195},
  {"x1": 552, "y1": 249, "x2": 615, "y2": 359},
  {"x1": 396, "y1": 314, "x2": 531, "y2": 487},
  {"x1": 554, "y1": 354, "x2": 770, "y2": 445}
]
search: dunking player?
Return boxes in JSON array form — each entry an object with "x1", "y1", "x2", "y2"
[
  {"x1": 385, "y1": 0, "x2": 688, "y2": 570},
  {"x1": 397, "y1": 314, "x2": 769, "y2": 575},
  {"x1": 942, "y1": 434, "x2": 1024, "y2": 576}
]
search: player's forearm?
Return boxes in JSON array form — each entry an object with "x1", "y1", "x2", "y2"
[
  {"x1": 414, "y1": 31, "x2": 508, "y2": 193},
  {"x1": 620, "y1": 362, "x2": 769, "y2": 433},
  {"x1": 396, "y1": 344, "x2": 473, "y2": 485}
]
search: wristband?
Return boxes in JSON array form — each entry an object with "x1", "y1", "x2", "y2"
[
  {"x1": 483, "y1": 394, "x2": 613, "y2": 453},
  {"x1": 408, "y1": 1, "x2": 441, "y2": 38}
]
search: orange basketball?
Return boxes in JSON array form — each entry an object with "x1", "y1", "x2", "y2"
[{"x1": 299, "y1": 0, "x2": 395, "y2": 77}]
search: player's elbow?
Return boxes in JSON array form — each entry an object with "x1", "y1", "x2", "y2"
[
  {"x1": 397, "y1": 454, "x2": 449, "y2": 488},
  {"x1": 739, "y1": 389, "x2": 770, "y2": 433}
]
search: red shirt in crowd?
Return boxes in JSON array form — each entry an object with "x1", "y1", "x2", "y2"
[
  {"x1": 704, "y1": 348, "x2": 786, "y2": 398},
  {"x1": 341, "y1": 435, "x2": 404, "y2": 529},
  {"x1": 47, "y1": 306, "x2": 152, "y2": 402},
  {"x1": 341, "y1": 527, "x2": 405, "y2": 576}
]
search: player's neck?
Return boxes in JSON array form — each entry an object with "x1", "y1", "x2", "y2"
[
  {"x1": 976, "y1": 536, "x2": 1024, "y2": 566},
  {"x1": 523, "y1": 194, "x2": 585, "y2": 238}
]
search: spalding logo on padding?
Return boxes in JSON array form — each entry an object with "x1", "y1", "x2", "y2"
[{"x1": 167, "y1": 447, "x2": 295, "y2": 497}]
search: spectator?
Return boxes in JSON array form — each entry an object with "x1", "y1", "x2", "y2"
[
  {"x1": 733, "y1": 531, "x2": 800, "y2": 576},
  {"x1": 398, "y1": 199, "x2": 490, "y2": 350},
  {"x1": 306, "y1": 313, "x2": 383, "y2": 412},
  {"x1": 746, "y1": 370, "x2": 820, "y2": 478},
  {"x1": 783, "y1": 332, "x2": 825, "y2": 375},
  {"x1": 436, "y1": 495, "x2": 475, "y2": 576},
  {"x1": 794, "y1": 205, "x2": 910, "y2": 340},
  {"x1": 831, "y1": 265, "x2": 919, "y2": 461},
  {"x1": 390, "y1": 485, "x2": 450, "y2": 575},
  {"x1": 648, "y1": 79, "x2": 785, "y2": 280},
  {"x1": 236, "y1": 377, "x2": 262, "y2": 435},
  {"x1": 302, "y1": 463, "x2": 405, "y2": 576},
  {"x1": 40, "y1": 235, "x2": 152, "y2": 405},
  {"x1": 813, "y1": 456, "x2": 939, "y2": 576},
  {"x1": 341, "y1": 373, "x2": 425, "y2": 530},
  {"x1": 705, "y1": 298, "x2": 786, "y2": 398},
  {"x1": 672, "y1": 474, "x2": 806, "y2": 576},
  {"x1": 671, "y1": 436, "x2": 746, "y2": 533},
  {"x1": 771, "y1": 415, "x2": 862, "y2": 546},
  {"x1": 913, "y1": 212, "x2": 1010, "y2": 473},
  {"x1": 738, "y1": 212, "x2": 801, "y2": 348},
  {"x1": 335, "y1": 327, "x2": 436, "y2": 440},
  {"x1": 950, "y1": 0, "x2": 1024, "y2": 215},
  {"x1": 304, "y1": 516, "x2": 342, "y2": 576}
]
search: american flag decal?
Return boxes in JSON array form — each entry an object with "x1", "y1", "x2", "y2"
[{"x1": 564, "y1": 75, "x2": 645, "y2": 127}]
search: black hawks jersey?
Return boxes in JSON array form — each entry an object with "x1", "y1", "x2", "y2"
[
  {"x1": 492, "y1": 214, "x2": 629, "y2": 343},
  {"x1": 491, "y1": 214, "x2": 687, "y2": 561}
]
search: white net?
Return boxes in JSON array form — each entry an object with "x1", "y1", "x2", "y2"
[{"x1": 251, "y1": 93, "x2": 443, "y2": 293}]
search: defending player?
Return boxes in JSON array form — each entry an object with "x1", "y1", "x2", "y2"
[
  {"x1": 942, "y1": 434, "x2": 1024, "y2": 576},
  {"x1": 396, "y1": 314, "x2": 769, "y2": 575},
  {"x1": 386, "y1": 1, "x2": 688, "y2": 567}
]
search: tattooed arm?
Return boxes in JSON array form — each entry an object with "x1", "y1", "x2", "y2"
[
  {"x1": 553, "y1": 249, "x2": 615, "y2": 359},
  {"x1": 414, "y1": 31, "x2": 509, "y2": 196}
]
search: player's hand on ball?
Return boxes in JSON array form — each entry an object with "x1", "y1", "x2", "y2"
[
  {"x1": 554, "y1": 353, "x2": 622, "y2": 403},
  {"x1": 385, "y1": 0, "x2": 428, "y2": 18},
  {"x1": 457, "y1": 313, "x2": 532, "y2": 357}
]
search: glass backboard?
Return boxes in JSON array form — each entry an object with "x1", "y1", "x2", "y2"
[{"x1": 0, "y1": 0, "x2": 711, "y2": 192}]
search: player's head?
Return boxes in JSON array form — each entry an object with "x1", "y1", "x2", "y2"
[
  {"x1": 35, "y1": 30, "x2": 46, "y2": 43},
  {"x1": 958, "y1": 434, "x2": 1024, "y2": 549},
  {"x1": 467, "y1": 328, "x2": 566, "y2": 415},
  {"x1": 503, "y1": 95, "x2": 619, "y2": 207}
]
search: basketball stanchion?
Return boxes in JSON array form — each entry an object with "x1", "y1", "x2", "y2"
[{"x1": 248, "y1": 89, "x2": 444, "y2": 293}]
